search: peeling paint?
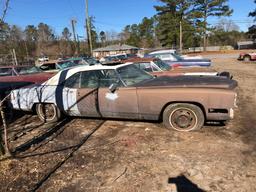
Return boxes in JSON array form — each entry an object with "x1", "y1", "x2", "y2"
[{"x1": 105, "y1": 92, "x2": 118, "y2": 101}]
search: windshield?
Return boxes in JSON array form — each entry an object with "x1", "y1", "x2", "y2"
[
  {"x1": 154, "y1": 59, "x2": 171, "y2": 71},
  {"x1": 15, "y1": 66, "x2": 42, "y2": 75},
  {"x1": 117, "y1": 64, "x2": 154, "y2": 86}
]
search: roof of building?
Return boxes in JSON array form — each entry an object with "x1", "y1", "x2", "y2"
[{"x1": 93, "y1": 44, "x2": 139, "y2": 52}]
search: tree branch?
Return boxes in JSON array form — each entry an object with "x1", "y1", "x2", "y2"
[{"x1": 1, "y1": 0, "x2": 10, "y2": 22}]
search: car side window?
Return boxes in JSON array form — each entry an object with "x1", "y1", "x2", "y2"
[
  {"x1": 80, "y1": 70, "x2": 120, "y2": 88},
  {"x1": 64, "y1": 70, "x2": 121, "y2": 89},
  {"x1": 134, "y1": 62, "x2": 153, "y2": 72},
  {"x1": 64, "y1": 72, "x2": 81, "y2": 88},
  {"x1": 99, "y1": 69, "x2": 120, "y2": 87},
  {"x1": 80, "y1": 71, "x2": 100, "y2": 88}
]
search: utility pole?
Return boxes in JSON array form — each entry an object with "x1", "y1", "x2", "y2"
[
  {"x1": 179, "y1": 21, "x2": 183, "y2": 54},
  {"x1": 85, "y1": 0, "x2": 93, "y2": 56},
  {"x1": 77, "y1": 34, "x2": 80, "y2": 54},
  {"x1": 12, "y1": 49, "x2": 18, "y2": 65},
  {"x1": 71, "y1": 19, "x2": 78, "y2": 55}
]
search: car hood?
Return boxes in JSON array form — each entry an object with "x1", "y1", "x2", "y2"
[{"x1": 135, "y1": 76, "x2": 237, "y2": 89}]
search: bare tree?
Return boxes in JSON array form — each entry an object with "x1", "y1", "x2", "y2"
[
  {"x1": 215, "y1": 18, "x2": 240, "y2": 32},
  {"x1": 1, "y1": 0, "x2": 10, "y2": 23},
  {"x1": 0, "y1": 0, "x2": 11, "y2": 157}
]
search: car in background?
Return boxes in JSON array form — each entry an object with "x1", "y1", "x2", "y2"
[
  {"x1": 0, "y1": 65, "x2": 54, "y2": 83},
  {"x1": 100, "y1": 54, "x2": 138, "y2": 64},
  {"x1": 146, "y1": 52, "x2": 211, "y2": 67},
  {"x1": 39, "y1": 60, "x2": 81, "y2": 73},
  {"x1": 11, "y1": 63, "x2": 237, "y2": 132},
  {"x1": 149, "y1": 49, "x2": 203, "y2": 60},
  {"x1": 0, "y1": 65, "x2": 54, "y2": 99},
  {"x1": 38, "y1": 56, "x2": 49, "y2": 62},
  {"x1": 237, "y1": 52, "x2": 256, "y2": 61},
  {"x1": 123, "y1": 58, "x2": 230, "y2": 78},
  {"x1": 114, "y1": 53, "x2": 138, "y2": 60},
  {"x1": 38, "y1": 57, "x2": 100, "y2": 73},
  {"x1": 62, "y1": 57, "x2": 100, "y2": 65},
  {"x1": 100, "y1": 55, "x2": 120, "y2": 64}
]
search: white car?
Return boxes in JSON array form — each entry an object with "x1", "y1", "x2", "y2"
[{"x1": 149, "y1": 49, "x2": 203, "y2": 61}]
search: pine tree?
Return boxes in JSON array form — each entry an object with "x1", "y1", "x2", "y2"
[
  {"x1": 154, "y1": 0, "x2": 194, "y2": 49},
  {"x1": 192, "y1": 0, "x2": 233, "y2": 51}
]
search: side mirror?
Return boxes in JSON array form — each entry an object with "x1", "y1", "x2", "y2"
[{"x1": 109, "y1": 83, "x2": 118, "y2": 93}]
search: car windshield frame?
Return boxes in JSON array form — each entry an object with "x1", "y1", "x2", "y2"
[
  {"x1": 153, "y1": 59, "x2": 172, "y2": 71},
  {"x1": 171, "y1": 53, "x2": 183, "y2": 61},
  {"x1": 116, "y1": 64, "x2": 154, "y2": 87}
]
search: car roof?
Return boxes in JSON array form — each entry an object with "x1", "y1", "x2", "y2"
[
  {"x1": 66, "y1": 63, "x2": 132, "y2": 72},
  {"x1": 44, "y1": 63, "x2": 134, "y2": 86},
  {"x1": 149, "y1": 49, "x2": 176, "y2": 55}
]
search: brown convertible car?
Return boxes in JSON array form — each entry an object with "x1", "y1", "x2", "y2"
[{"x1": 11, "y1": 63, "x2": 238, "y2": 132}]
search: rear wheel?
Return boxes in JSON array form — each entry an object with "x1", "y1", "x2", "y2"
[
  {"x1": 163, "y1": 103, "x2": 204, "y2": 132},
  {"x1": 36, "y1": 103, "x2": 61, "y2": 123}
]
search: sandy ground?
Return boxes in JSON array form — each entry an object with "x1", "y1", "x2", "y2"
[{"x1": 0, "y1": 55, "x2": 256, "y2": 192}]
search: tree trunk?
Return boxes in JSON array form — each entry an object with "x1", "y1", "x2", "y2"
[
  {"x1": 0, "y1": 103, "x2": 5, "y2": 155},
  {"x1": 0, "y1": 130, "x2": 5, "y2": 155},
  {"x1": 0, "y1": 99, "x2": 11, "y2": 156}
]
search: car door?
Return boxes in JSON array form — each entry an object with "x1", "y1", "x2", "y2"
[
  {"x1": 62, "y1": 72, "x2": 82, "y2": 116},
  {"x1": 97, "y1": 69, "x2": 139, "y2": 119},
  {"x1": 62, "y1": 70, "x2": 100, "y2": 117},
  {"x1": 76, "y1": 70, "x2": 102, "y2": 117}
]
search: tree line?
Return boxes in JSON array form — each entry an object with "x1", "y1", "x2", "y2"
[{"x1": 120, "y1": 0, "x2": 256, "y2": 51}]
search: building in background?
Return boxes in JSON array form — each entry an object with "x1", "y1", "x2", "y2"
[
  {"x1": 237, "y1": 41, "x2": 256, "y2": 50},
  {"x1": 93, "y1": 44, "x2": 139, "y2": 58}
]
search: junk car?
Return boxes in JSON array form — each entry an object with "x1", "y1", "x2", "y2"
[{"x1": 11, "y1": 63, "x2": 237, "y2": 132}]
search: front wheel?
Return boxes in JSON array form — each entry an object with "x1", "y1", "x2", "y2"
[
  {"x1": 36, "y1": 103, "x2": 61, "y2": 123},
  {"x1": 163, "y1": 103, "x2": 204, "y2": 132},
  {"x1": 244, "y1": 56, "x2": 251, "y2": 62}
]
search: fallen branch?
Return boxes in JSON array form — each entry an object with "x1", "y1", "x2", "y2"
[
  {"x1": 112, "y1": 167, "x2": 128, "y2": 183},
  {"x1": 0, "y1": 93, "x2": 12, "y2": 157}
]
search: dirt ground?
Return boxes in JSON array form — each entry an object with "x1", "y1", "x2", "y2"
[{"x1": 0, "y1": 54, "x2": 256, "y2": 192}]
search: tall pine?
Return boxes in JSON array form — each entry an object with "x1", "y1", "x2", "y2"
[
  {"x1": 192, "y1": 0, "x2": 233, "y2": 51},
  {"x1": 154, "y1": 0, "x2": 193, "y2": 49}
]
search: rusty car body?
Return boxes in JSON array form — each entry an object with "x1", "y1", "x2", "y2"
[{"x1": 11, "y1": 63, "x2": 238, "y2": 131}]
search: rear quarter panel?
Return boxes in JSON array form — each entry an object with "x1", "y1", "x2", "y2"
[{"x1": 137, "y1": 87, "x2": 236, "y2": 120}]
